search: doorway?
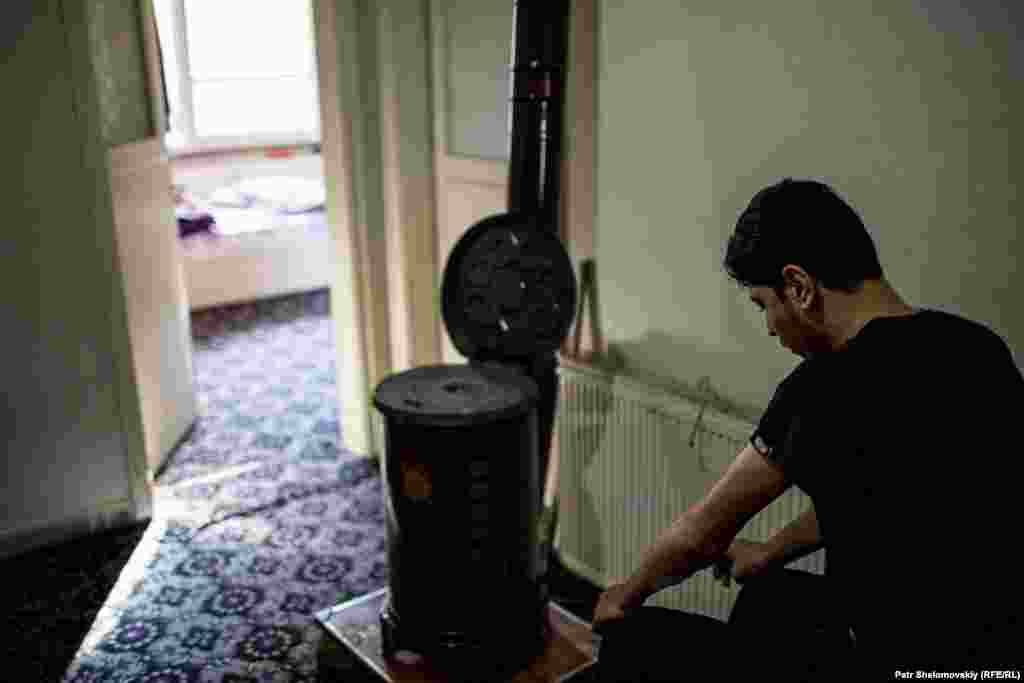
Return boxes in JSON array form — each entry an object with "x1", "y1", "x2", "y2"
[{"x1": 150, "y1": 0, "x2": 348, "y2": 490}]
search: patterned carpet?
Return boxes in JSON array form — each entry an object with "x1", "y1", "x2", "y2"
[
  {"x1": 159, "y1": 289, "x2": 345, "y2": 487},
  {"x1": 57, "y1": 289, "x2": 389, "y2": 683},
  {"x1": 5, "y1": 288, "x2": 599, "y2": 683}
]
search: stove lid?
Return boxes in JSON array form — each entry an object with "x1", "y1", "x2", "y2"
[
  {"x1": 373, "y1": 363, "x2": 539, "y2": 426},
  {"x1": 441, "y1": 212, "x2": 576, "y2": 362}
]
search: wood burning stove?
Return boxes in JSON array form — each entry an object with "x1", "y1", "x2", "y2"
[
  {"x1": 317, "y1": 1, "x2": 590, "y2": 679},
  {"x1": 373, "y1": 364, "x2": 545, "y2": 674}
]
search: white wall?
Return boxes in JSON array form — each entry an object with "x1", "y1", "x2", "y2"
[
  {"x1": 596, "y1": 0, "x2": 1023, "y2": 418},
  {"x1": 1, "y1": 0, "x2": 149, "y2": 558}
]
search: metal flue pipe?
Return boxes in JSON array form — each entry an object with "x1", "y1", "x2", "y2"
[{"x1": 507, "y1": 0, "x2": 569, "y2": 233}]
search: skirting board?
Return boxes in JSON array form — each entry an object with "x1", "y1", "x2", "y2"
[{"x1": 0, "y1": 497, "x2": 143, "y2": 562}]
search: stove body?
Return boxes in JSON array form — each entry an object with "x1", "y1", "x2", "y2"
[
  {"x1": 371, "y1": 1, "x2": 574, "y2": 678},
  {"x1": 374, "y1": 365, "x2": 545, "y2": 675}
]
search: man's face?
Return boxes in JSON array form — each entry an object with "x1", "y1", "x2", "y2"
[{"x1": 748, "y1": 284, "x2": 813, "y2": 358}]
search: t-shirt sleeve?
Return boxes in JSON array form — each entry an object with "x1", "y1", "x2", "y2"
[{"x1": 750, "y1": 360, "x2": 818, "y2": 471}]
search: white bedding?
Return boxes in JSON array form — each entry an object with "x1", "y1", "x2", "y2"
[{"x1": 181, "y1": 205, "x2": 333, "y2": 311}]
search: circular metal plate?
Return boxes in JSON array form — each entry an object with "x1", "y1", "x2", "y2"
[
  {"x1": 373, "y1": 363, "x2": 539, "y2": 425},
  {"x1": 441, "y1": 213, "x2": 576, "y2": 361}
]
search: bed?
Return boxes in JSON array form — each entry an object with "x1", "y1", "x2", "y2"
[{"x1": 176, "y1": 174, "x2": 333, "y2": 311}]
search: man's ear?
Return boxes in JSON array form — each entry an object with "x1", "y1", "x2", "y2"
[{"x1": 782, "y1": 265, "x2": 815, "y2": 309}]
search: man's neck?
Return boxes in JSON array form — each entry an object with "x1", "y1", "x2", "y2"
[{"x1": 827, "y1": 279, "x2": 916, "y2": 351}]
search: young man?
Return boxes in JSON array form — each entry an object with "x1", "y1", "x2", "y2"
[{"x1": 592, "y1": 179, "x2": 1022, "y2": 680}]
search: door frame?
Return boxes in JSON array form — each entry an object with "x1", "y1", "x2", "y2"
[
  {"x1": 314, "y1": 0, "x2": 388, "y2": 458},
  {"x1": 139, "y1": 0, "x2": 596, "y2": 460},
  {"x1": 140, "y1": 0, "x2": 393, "y2": 459},
  {"x1": 315, "y1": 0, "x2": 443, "y2": 456}
]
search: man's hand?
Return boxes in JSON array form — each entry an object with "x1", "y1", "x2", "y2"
[
  {"x1": 713, "y1": 538, "x2": 770, "y2": 586},
  {"x1": 592, "y1": 582, "x2": 639, "y2": 631}
]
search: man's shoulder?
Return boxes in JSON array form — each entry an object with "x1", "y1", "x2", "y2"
[
  {"x1": 913, "y1": 309, "x2": 1018, "y2": 370},
  {"x1": 904, "y1": 308, "x2": 1006, "y2": 343},
  {"x1": 773, "y1": 357, "x2": 823, "y2": 401},
  {"x1": 767, "y1": 355, "x2": 849, "y2": 423},
  {"x1": 768, "y1": 308, "x2": 1018, "y2": 410},
  {"x1": 917, "y1": 307, "x2": 998, "y2": 337},
  {"x1": 858, "y1": 308, "x2": 1012, "y2": 363}
]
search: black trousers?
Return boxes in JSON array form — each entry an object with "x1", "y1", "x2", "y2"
[{"x1": 593, "y1": 569, "x2": 859, "y2": 682}]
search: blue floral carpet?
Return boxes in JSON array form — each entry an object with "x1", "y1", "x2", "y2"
[
  {"x1": 59, "y1": 289, "x2": 390, "y2": 683},
  {"x1": 158, "y1": 289, "x2": 346, "y2": 486}
]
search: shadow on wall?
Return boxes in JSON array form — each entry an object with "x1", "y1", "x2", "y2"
[
  {"x1": 557, "y1": 331, "x2": 762, "y2": 578},
  {"x1": 557, "y1": 362, "x2": 613, "y2": 575},
  {"x1": 607, "y1": 330, "x2": 765, "y2": 425}
]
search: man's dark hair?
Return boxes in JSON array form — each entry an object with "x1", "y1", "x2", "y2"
[{"x1": 724, "y1": 178, "x2": 884, "y2": 297}]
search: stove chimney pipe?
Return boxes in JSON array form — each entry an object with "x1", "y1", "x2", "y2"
[{"x1": 507, "y1": 0, "x2": 569, "y2": 234}]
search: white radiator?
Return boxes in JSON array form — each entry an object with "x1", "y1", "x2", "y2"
[{"x1": 554, "y1": 359, "x2": 824, "y2": 622}]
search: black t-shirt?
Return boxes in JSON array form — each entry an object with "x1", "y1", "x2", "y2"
[{"x1": 750, "y1": 309, "x2": 1023, "y2": 670}]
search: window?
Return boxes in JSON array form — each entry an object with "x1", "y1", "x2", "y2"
[{"x1": 154, "y1": 0, "x2": 320, "y2": 155}]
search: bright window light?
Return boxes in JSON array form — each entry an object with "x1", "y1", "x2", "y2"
[{"x1": 154, "y1": 0, "x2": 319, "y2": 152}]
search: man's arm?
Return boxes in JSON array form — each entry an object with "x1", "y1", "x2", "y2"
[
  {"x1": 717, "y1": 507, "x2": 824, "y2": 583},
  {"x1": 606, "y1": 443, "x2": 791, "y2": 614},
  {"x1": 761, "y1": 506, "x2": 823, "y2": 566}
]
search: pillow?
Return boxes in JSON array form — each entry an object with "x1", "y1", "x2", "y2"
[
  {"x1": 207, "y1": 184, "x2": 253, "y2": 209},
  {"x1": 234, "y1": 176, "x2": 326, "y2": 213}
]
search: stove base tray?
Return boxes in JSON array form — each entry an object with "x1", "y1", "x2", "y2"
[{"x1": 316, "y1": 588, "x2": 599, "y2": 682}]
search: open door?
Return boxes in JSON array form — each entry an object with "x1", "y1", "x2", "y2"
[
  {"x1": 108, "y1": 0, "x2": 197, "y2": 478},
  {"x1": 107, "y1": 137, "x2": 198, "y2": 477}
]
